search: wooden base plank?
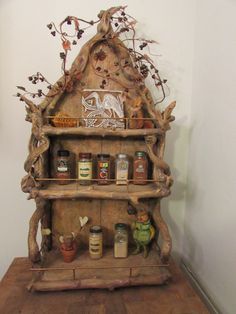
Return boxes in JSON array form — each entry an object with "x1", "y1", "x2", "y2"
[{"x1": 29, "y1": 248, "x2": 171, "y2": 291}]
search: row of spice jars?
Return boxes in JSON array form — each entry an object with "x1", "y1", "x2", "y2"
[
  {"x1": 89, "y1": 223, "x2": 128, "y2": 259},
  {"x1": 56, "y1": 150, "x2": 149, "y2": 185}
]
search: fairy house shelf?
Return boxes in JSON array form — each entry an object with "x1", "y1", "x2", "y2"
[{"x1": 19, "y1": 6, "x2": 176, "y2": 291}]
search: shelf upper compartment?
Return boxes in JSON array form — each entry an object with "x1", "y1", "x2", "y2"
[
  {"x1": 42, "y1": 126, "x2": 163, "y2": 138},
  {"x1": 33, "y1": 182, "x2": 170, "y2": 200}
]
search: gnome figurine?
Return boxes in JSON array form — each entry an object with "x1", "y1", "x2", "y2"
[{"x1": 131, "y1": 209, "x2": 155, "y2": 258}]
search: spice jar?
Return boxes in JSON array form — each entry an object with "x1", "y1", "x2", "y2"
[
  {"x1": 97, "y1": 154, "x2": 110, "y2": 185},
  {"x1": 114, "y1": 223, "x2": 128, "y2": 258},
  {"x1": 133, "y1": 151, "x2": 148, "y2": 185},
  {"x1": 55, "y1": 150, "x2": 70, "y2": 185},
  {"x1": 115, "y1": 154, "x2": 129, "y2": 185},
  {"x1": 78, "y1": 153, "x2": 92, "y2": 185},
  {"x1": 89, "y1": 225, "x2": 103, "y2": 259}
]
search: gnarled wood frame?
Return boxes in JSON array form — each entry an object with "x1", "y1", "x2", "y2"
[{"x1": 19, "y1": 7, "x2": 176, "y2": 265}]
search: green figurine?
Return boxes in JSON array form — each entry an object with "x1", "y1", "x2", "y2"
[{"x1": 131, "y1": 209, "x2": 155, "y2": 258}]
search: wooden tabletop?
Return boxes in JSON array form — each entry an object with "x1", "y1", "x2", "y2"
[{"x1": 0, "y1": 258, "x2": 209, "y2": 314}]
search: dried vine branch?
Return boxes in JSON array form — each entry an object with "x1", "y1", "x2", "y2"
[{"x1": 15, "y1": 6, "x2": 168, "y2": 107}]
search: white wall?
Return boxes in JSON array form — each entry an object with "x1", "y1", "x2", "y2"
[
  {"x1": 183, "y1": 0, "x2": 236, "y2": 313},
  {"x1": 0, "y1": 0, "x2": 194, "y2": 280}
]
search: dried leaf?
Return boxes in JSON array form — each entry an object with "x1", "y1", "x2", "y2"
[
  {"x1": 73, "y1": 17, "x2": 79, "y2": 31},
  {"x1": 62, "y1": 39, "x2": 71, "y2": 51},
  {"x1": 16, "y1": 86, "x2": 26, "y2": 91}
]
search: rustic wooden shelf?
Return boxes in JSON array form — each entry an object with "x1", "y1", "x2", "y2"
[
  {"x1": 21, "y1": 6, "x2": 175, "y2": 291},
  {"x1": 29, "y1": 247, "x2": 171, "y2": 291},
  {"x1": 42, "y1": 126, "x2": 163, "y2": 138},
  {"x1": 33, "y1": 182, "x2": 170, "y2": 200}
]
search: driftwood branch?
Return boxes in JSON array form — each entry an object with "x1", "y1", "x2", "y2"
[
  {"x1": 42, "y1": 125, "x2": 163, "y2": 137},
  {"x1": 145, "y1": 136, "x2": 169, "y2": 173},
  {"x1": 145, "y1": 135, "x2": 173, "y2": 188},
  {"x1": 28, "y1": 198, "x2": 46, "y2": 263},
  {"x1": 162, "y1": 101, "x2": 176, "y2": 130},
  {"x1": 153, "y1": 201, "x2": 172, "y2": 263},
  {"x1": 40, "y1": 202, "x2": 52, "y2": 254},
  {"x1": 34, "y1": 185, "x2": 170, "y2": 201},
  {"x1": 29, "y1": 273, "x2": 170, "y2": 291},
  {"x1": 20, "y1": 94, "x2": 50, "y2": 188}
]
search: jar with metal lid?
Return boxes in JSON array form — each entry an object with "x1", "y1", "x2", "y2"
[
  {"x1": 115, "y1": 153, "x2": 129, "y2": 185},
  {"x1": 133, "y1": 151, "x2": 148, "y2": 185},
  {"x1": 56, "y1": 150, "x2": 70, "y2": 185},
  {"x1": 114, "y1": 223, "x2": 128, "y2": 258},
  {"x1": 89, "y1": 225, "x2": 103, "y2": 259},
  {"x1": 97, "y1": 154, "x2": 110, "y2": 185},
  {"x1": 78, "y1": 153, "x2": 92, "y2": 185}
]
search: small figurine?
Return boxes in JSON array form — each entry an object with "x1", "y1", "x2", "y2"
[{"x1": 131, "y1": 209, "x2": 155, "y2": 258}]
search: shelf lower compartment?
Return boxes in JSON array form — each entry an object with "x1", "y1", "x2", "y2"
[
  {"x1": 29, "y1": 248, "x2": 171, "y2": 291},
  {"x1": 33, "y1": 182, "x2": 170, "y2": 200}
]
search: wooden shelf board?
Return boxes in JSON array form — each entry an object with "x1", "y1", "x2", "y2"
[
  {"x1": 34, "y1": 182, "x2": 170, "y2": 200},
  {"x1": 29, "y1": 248, "x2": 171, "y2": 291},
  {"x1": 42, "y1": 126, "x2": 163, "y2": 138}
]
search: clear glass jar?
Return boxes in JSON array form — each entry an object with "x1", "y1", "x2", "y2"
[
  {"x1": 89, "y1": 225, "x2": 103, "y2": 259},
  {"x1": 133, "y1": 151, "x2": 148, "y2": 185},
  {"x1": 97, "y1": 154, "x2": 110, "y2": 185},
  {"x1": 115, "y1": 153, "x2": 129, "y2": 185},
  {"x1": 114, "y1": 223, "x2": 128, "y2": 258},
  {"x1": 78, "y1": 153, "x2": 92, "y2": 185},
  {"x1": 55, "y1": 150, "x2": 70, "y2": 185}
]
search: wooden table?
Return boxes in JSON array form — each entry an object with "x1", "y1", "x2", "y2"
[{"x1": 0, "y1": 258, "x2": 209, "y2": 314}]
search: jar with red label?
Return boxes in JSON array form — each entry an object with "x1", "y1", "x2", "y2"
[
  {"x1": 97, "y1": 154, "x2": 110, "y2": 185},
  {"x1": 133, "y1": 151, "x2": 148, "y2": 185}
]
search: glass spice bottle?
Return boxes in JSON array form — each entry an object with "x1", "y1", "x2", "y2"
[
  {"x1": 115, "y1": 153, "x2": 129, "y2": 185},
  {"x1": 55, "y1": 150, "x2": 70, "y2": 185},
  {"x1": 133, "y1": 151, "x2": 148, "y2": 185},
  {"x1": 97, "y1": 154, "x2": 110, "y2": 185},
  {"x1": 114, "y1": 223, "x2": 128, "y2": 258},
  {"x1": 78, "y1": 153, "x2": 92, "y2": 185},
  {"x1": 89, "y1": 225, "x2": 103, "y2": 259}
]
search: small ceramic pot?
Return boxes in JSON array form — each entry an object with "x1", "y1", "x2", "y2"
[{"x1": 60, "y1": 247, "x2": 77, "y2": 263}]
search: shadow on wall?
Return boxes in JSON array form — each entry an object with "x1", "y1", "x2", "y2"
[
  {"x1": 182, "y1": 171, "x2": 205, "y2": 266},
  {"x1": 161, "y1": 121, "x2": 189, "y2": 262}
]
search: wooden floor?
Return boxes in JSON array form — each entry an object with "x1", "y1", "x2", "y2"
[{"x1": 0, "y1": 258, "x2": 210, "y2": 314}]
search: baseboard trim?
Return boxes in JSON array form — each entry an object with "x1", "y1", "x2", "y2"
[{"x1": 180, "y1": 260, "x2": 220, "y2": 314}]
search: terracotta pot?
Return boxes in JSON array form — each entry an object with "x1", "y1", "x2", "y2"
[{"x1": 60, "y1": 247, "x2": 77, "y2": 263}]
